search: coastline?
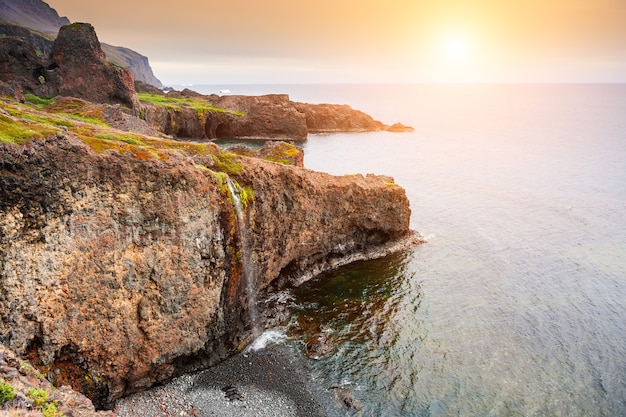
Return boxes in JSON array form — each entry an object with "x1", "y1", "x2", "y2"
[{"x1": 114, "y1": 342, "x2": 332, "y2": 417}]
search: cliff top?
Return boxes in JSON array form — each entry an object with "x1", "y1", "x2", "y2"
[{"x1": 0, "y1": 92, "x2": 302, "y2": 169}]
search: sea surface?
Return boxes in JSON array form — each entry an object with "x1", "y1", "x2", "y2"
[{"x1": 192, "y1": 84, "x2": 626, "y2": 416}]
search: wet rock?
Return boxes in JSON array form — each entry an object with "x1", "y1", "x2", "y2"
[
  {"x1": 330, "y1": 386, "x2": 363, "y2": 411},
  {"x1": 305, "y1": 334, "x2": 336, "y2": 359},
  {"x1": 221, "y1": 385, "x2": 243, "y2": 401}
]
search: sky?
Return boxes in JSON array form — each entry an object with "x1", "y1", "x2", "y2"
[{"x1": 45, "y1": 0, "x2": 626, "y2": 85}]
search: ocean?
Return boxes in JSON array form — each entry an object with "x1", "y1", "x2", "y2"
[{"x1": 193, "y1": 84, "x2": 626, "y2": 416}]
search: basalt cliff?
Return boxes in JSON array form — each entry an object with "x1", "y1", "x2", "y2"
[{"x1": 0, "y1": 104, "x2": 419, "y2": 409}]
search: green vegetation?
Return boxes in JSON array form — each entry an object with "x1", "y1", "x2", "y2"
[
  {"x1": 42, "y1": 401, "x2": 64, "y2": 417},
  {"x1": 211, "y1": 149, "x2": 243, "y2": 175},
  {"x1": 0, "y1": 95, "x2": 249, "y2": 181},
  {"x1": 0, "y1": 379, "x2": 16, "y2": 405},
  {"x1": 27, "y1": 387, "x2": 48, "y2": 407},
  {"x1": 25, "y1": 93, "x2": 54, "y2": 107},
  {"x1": 27, "y1": 387, "x2": 64, "y2": 417},
  {"x1": 262, "y1": 142, "x2": 301, "y2": 165},
  {"x1": 240, "y1": 186, "x2": 255, "y2": 209},
  {"x1": 138, "y1": 92, "x2": 244, "y2": 116},
  {"x1": 94, "y1": 132, "x2": 145, "y2": 146},
  {"x1": 0, "y1": 113, "x2": 61, "y2": 145}
]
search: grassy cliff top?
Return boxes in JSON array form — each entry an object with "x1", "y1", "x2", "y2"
[{"x1": 0, "y1": 94, "x2": 297, "y2": 173}]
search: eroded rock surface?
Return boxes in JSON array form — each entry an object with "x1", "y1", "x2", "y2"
[{"x1": 0, "y1": 133, "x2": 417, "y2": 408}]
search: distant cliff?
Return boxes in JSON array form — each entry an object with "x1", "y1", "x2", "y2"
[
  {"x1": 137, "y1": 84, "x2": 410, "y2": 141},
  {"x1": 0, "y1": 0, "x2": 69, "y2": 35},
  {"x1": 0, "y1": 0, "x2": 162, "y2": 86}
]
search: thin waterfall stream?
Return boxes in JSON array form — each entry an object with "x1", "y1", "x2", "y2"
[{"x1": 227, "y1": 179, "x2": 261, "y2": 338}]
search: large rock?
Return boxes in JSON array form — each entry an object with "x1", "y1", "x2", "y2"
[
  {"x1": 0, "y1": 133, "x2": 418, "y2": 408},
  {"x1": 0, "y1": 22, "x2": 141, "y2": 111},
  {"x1": 47, "y1": 23, "x2": 140, "y2": 112}
]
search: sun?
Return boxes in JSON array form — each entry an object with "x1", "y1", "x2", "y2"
[{"x1": 443, "y1": 36, "x2": 471, "y2": 61}]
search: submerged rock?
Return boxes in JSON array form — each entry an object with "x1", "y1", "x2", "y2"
[{"x1": 330, "y1": 386, "x2": 363, "y2": 412}]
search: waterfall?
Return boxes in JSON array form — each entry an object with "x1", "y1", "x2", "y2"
[{"x1": 226, "y1": 179, "x2": 260, "y2": 337}]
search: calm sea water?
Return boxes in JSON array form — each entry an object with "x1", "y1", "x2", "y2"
[{"x1": 195, "y1": 84, "x2": 626, "y2": 416}]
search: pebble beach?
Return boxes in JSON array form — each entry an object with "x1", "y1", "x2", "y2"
[{"x1": 114, "y1": 343, "x2": 334, "y2": 417}]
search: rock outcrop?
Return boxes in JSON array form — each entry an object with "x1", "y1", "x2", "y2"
[
  {"x1": 0, "y1": 345, "x2": 113, "y2": 416},
  {"x1": 0, "y1": 22, "x2": 140, "y2": 112},
  {"x1": 0, "y1": 131, "x2": 418, "y2": 408},
  {"x1": 205, "y1": 94, "x2": 308, "y2": 140},
  {"x1": 100, "y1": 43, "x2": 162, "y2": 88},
  {"x1": 47, "y1": 23, "x2": 140, "y2": 111}
]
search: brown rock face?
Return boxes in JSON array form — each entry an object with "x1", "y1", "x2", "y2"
[
  {"x1": 206, "y1": 94, "x2": 308, "y2": 140},
  {"x1": 48, "y1": 23, "x2": 140, "y2": 112},
  {"x1": 0, "y1": 134, "x2": 417, "y2": 408},
  {"x1": 137, "y1": 88, "x2": 401, "y2": 141},
  {"x1": 293, "y1": 102, "x2": 386, "y2": 133}
]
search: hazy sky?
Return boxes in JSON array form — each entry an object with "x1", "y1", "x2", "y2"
[{"x1": 46, "y1": 0, "x2": 626, "y2": 85}]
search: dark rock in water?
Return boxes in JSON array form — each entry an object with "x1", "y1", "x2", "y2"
[
  {"x1": 305, "y1": 334, "x2": 336, "y2": 359},
  {"x1": 221, "y1": 385, "x2": 243, "y2": 401},
  {"x1": 330, "y1": 386, "x2": 363, "y2": 411}
]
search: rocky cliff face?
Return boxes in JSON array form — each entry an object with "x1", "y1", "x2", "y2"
[
  {"x1": 0, "y1": 132, "x2": 418, "y2": 408},
  {"x1": 137, "y1": 88, "x2": 401, "y2": 141},
  {"x1": 101, "y1": 43, "x2": 162, "y2": 88}
]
